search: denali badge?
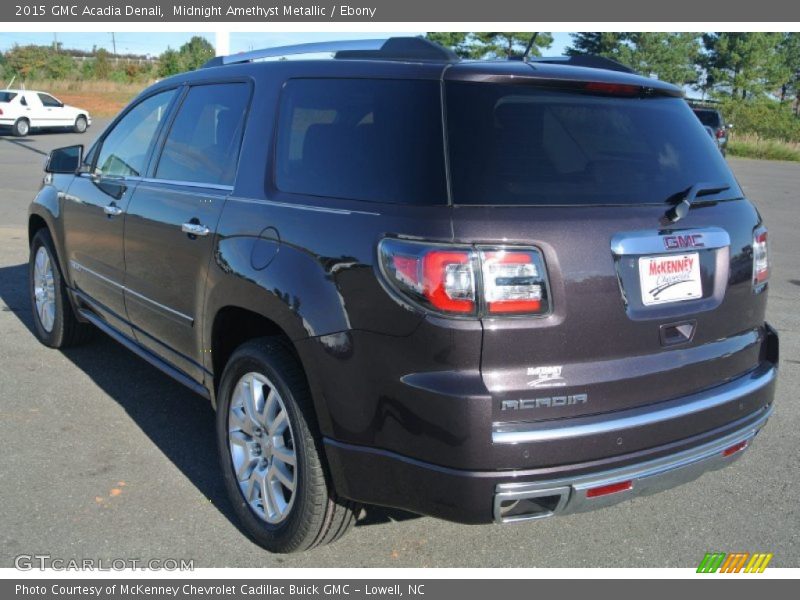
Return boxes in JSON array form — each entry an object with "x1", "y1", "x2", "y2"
[
  {"x1": 663, "y1": 234, "x2": 704, "y2": 250},
  {"x1": 501, "y1": 394, "x2": 588, "y2": 411}
]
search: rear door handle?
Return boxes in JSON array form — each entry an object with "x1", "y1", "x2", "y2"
[
  {"x1": 103, "y1": 203, "x2": 123, "y2": 217},
  {"x1": 181, "y1": 222, "x2": 210, "y2": 237}
]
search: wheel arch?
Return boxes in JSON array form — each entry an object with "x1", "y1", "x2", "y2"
[{"x1": 205, "y1": 304, "x2": 333, "y2": 434}]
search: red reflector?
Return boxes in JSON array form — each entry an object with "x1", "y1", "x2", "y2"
[
  {"x1": 722, "y1": 440, "x2": 748, "y2": 457},
  {"x1": 585, "y1": 480, "x2": 633, "y2": 498},
  {"x1": 583, "y1": 82, "x2": 640, "y2": 96}
]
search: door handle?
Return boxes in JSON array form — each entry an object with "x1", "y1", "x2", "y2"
[
  {"x1": 181, "y1": 222, "x2": 210, "y2": 237},
  {"x1": 103, "y1": 203, "x2": 123, "y2": 217}
]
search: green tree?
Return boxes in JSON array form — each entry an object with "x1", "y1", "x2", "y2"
[
  {"x1": 702, "y1": 32, "x2": 786, "y2": 99},
  {"x1": 425, "y1": 32, "x2": 552, "y2": 59},
  {"x1": 4, "y1": 44, "x2": 74, "y2": 80},
  {"x1": 92, "y1": 48, "x2": 112, "y2": 79},
  {"x1": 621, "y1": 33, "x2": 701, "y2": 85},
  {"x1": 469, "y1": 32, "x2": 553, "y2": 59},
  {"x1": 566, "y1": 32, "x2": 628, "y2": 60},
  {"x1": 424, "y1": 33, "x2": 471, "y2": 58},
  {"x1": 778, "y1": 33, "x2": 800, "y2": 113},
  {"x1": 157, "y1": 48, "x2": 182, "y2": 77},
  {"x1": 177, "y1": 36, "x2": 214, "y2": 71},
  {"x1": 568, "y1": 33, "x2": 700, "y2": 85}
]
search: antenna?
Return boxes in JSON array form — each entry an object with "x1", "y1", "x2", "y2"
[{"x1": 522, "y1": 33, "x2": 539, "y2": 60}]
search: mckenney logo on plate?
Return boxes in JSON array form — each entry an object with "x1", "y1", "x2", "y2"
[{"x1": 639, "y1": 252, "x2": 702, "y2": 306}]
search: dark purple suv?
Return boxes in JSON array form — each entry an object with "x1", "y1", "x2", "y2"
[{"x1": 29, "y1": 38, "x2": 777, "y2": 553}]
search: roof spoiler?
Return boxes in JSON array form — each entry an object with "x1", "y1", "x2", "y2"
[
  {"x1": 203, "y1": 37, "x2": 458, "y2": 68},
  {"x1": 527, "y1": 55, "x2": 637, "y2": 74}
]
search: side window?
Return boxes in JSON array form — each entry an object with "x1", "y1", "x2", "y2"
[
  {"x1": 155, "y1": 83, "x2": 250, "y2": 186},
  {"x1": 275, "y1": 78, "x2": 447, "y2": 205},
  {"x1": 38, "y1": 93, "x2": 62, "y2": 108},
  {"x1": 95, "y1": 89, "x2": 175, "y2": 178}
]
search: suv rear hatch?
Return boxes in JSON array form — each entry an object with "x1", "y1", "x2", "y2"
[{"x1": 443, "y1": 69, "x2": 768, "y2": 425}]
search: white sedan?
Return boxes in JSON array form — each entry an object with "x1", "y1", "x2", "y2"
[{"x1": 0, "y1": 89, "x2": 91, "y2": 137}]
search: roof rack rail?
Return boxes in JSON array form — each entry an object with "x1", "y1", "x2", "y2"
[
  {"x1": 203, "y1": 37, "x2": 458, "y2": 68},
  {"x1": 527, "y1": 55, "x2": 636, "y2": 74}
]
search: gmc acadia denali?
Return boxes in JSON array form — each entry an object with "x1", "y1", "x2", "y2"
[{"x1": 27, "y1": 38, "x2": 778, "y2": 553}]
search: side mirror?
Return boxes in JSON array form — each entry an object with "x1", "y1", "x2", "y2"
[
  {"x1": 727, "y1": 123, "x2": 734, "y2": 130},
  {"x1": 45, "y1": 145, "x2": 83, "y2": 174}
]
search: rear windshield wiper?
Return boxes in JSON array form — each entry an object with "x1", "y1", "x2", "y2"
[{"x1": 663, "y1": 182, "x2": 731, "y2": 224}]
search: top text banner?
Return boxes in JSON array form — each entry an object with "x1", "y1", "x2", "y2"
[{"x1": 3, "y1": 0, "x2": 800, "y2": 22}]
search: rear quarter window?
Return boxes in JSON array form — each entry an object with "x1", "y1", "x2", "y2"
[
  {"x1": 446, "y1": 82, "x2": 739, "y2": 206},
  {"x1": 274, "y1": 78, "x2": 447, "y2": 205}
]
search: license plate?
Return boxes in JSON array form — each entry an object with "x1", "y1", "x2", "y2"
[{"x1": 638, "y1": 253, "x2": 702, "y2": 306}]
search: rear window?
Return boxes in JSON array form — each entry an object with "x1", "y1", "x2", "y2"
[
  {"x1": 693, "y1": 109, "x2": 722, "y2": 128},
  {"x1": 275, "y1": 78, "x2": 447, "y2": 205},
  {"x1": 446, "y1": 82, "x2": 738, "y2": 206},
  {"x1": 0, "y1": 92, "x2": 17, "y2": 102}
]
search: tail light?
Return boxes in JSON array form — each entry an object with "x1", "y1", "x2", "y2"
[
  {"x1": 0, "y1": 108, "x2": 3, "y2": 115},
  {"x1": 379, "y1": 239, "x2": 549, "y2": 317},
  {"x1": 716, "y1": 128, "x2": 725, "y2": 139},
  {"x1": 752, "y1": 227, "x2": 769, "y2": 289},
  {"x1": 480, "y1": 250, "x2": 544, "y2": 314}
]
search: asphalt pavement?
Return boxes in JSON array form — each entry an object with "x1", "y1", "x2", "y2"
[{"x1": 0, "y1": 124, "x2": 798, "y2": 567}]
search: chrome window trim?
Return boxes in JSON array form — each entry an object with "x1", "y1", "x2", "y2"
[
  {"x1": 610, "y1": 226, "x2": 730, "y2": 256},
  {"x1": 134, "y1": 176, "x2": 234, "y2": 192},
  {"x1": 492, "y1": 365, "x2": 776, "y2": 444},
  {"x1": 228, "y1": 196, "x2": 381, "y2": 217}
]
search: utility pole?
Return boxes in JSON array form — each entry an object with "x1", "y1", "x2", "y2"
[{"x1": 111, "y1": 32, "x2": 116, "y2": 56}]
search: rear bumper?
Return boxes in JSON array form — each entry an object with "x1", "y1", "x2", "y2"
[
  {"x1": 324, "y1": 363, "x2": 776, "y2": 524},
  {"x1": 493, "y1": 404, "x2": 770, "y2": 522}
]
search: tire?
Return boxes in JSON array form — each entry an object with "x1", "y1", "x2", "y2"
[
  {"x1": 216, "y1": 337, "x2": 360, "y2": 553},
  {"x1": 73, "y1": 115, "x2": 88, "y2": 134},
  {"x1": 29, "y1": 228, "x2": 94, "y2": 348},
  {"x1": 12, "y1": 118, "x2": 29, "y2": 137}
]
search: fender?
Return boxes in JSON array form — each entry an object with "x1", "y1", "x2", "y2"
[{"x1": 28, "y1": 177, "x2": 72, "y2": 283}]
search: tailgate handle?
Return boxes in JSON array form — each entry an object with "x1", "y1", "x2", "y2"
[{"x1": 660, "y1": 320, "x2": 696, "y2": 347}]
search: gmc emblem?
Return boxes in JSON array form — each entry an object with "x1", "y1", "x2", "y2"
[{"x1": 663, "y1": 234, "x2": 704, "y2": 250}]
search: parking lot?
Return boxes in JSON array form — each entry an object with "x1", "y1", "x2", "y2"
[{"x1": 0, "y1": 124, "x2": 798, "y2": 568}]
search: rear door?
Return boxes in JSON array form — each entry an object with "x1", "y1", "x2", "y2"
[
  {"x1": 444, "y1": 80, "x2": 767, "y2": 423},
  {"x1": 123, "y1": 81, "x2": 251, "y2": 382}
]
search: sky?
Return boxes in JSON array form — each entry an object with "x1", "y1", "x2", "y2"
[{"x1": 0, "y1": 31, "x2": 573, "y2": 57}]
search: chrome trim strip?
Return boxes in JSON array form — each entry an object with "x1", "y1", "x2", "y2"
[
  {"x1": 492, "y1": 366, "x2": 776, "y2": 444},
  {"x1": 69, "y1": 260, "x2": 123, "y2": 289},
  {"x1": 610, "y1": 226, "x2": 730, "y2": 256},
  {"x1": 70, "y1": 260, "x2": 192, "y2": 324},
  {"x1": 494, "y1": 405, "x2": 772, "y2": 523},
  {"x1": 228, "y1": 196, "x2": 381, "y2": 217},
  {"x1": 124, "y1": 287, "x2": 193, "y2": 324}
]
